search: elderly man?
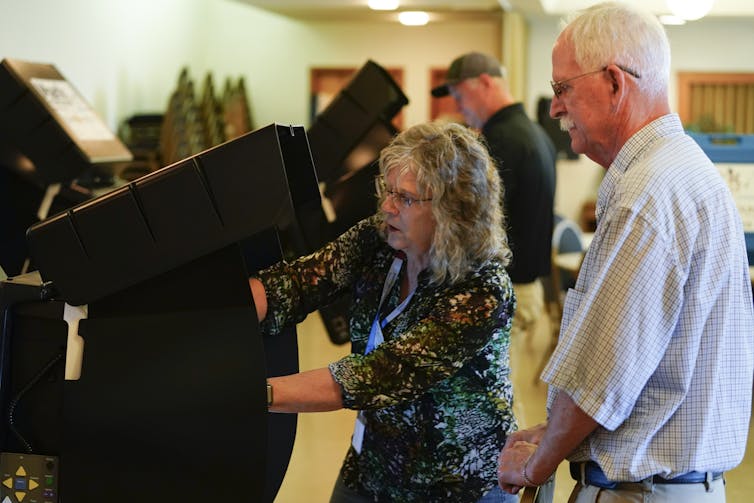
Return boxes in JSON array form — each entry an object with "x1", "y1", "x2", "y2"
[{"x1": 497, "y1": 3, "x2": 754, "y2": 502}]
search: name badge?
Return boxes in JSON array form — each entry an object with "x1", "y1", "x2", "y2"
[{"x1": 351, "y1": 411, "x2": 367, "y2": 453}]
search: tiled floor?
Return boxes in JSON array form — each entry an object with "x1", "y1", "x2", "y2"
[{"x1": 274, "y1": 311, "x2": 754, "y2": 502}]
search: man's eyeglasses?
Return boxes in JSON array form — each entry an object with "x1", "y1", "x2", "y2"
[
  {"x1": 550, "y1": 64, "x2": 641, "y2": 97},
  {"x1": 375, "y1": 179, "x2": 432, "y2": 209}
]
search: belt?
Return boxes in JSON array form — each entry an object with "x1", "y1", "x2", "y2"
[{"x1": 570, "y1": 462, "x2": 724, "y2": 490}]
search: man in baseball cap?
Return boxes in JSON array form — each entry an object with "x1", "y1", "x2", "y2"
[{"x1": 431, "y1": 52, "x2": 503, "y2": 97}]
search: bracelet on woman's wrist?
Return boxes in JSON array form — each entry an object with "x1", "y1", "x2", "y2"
[{"x1": 522, "y1": 459, "x2": 537, "y2": 486}]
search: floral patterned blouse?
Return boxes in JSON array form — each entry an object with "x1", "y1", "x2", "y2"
[{"x1": 257, "y1": 216, "x2": 516, "y2": 502}]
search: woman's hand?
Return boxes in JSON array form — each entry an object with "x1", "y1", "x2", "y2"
[{"x1": 503, "y1": 422, "x2": 547, "y2": 450}]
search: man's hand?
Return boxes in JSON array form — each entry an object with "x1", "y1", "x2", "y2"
[
  {"x1": 497, "y1": 440, "x2": 538, "y2": 494},
  {"x1": 498, "y1": 392, "x2": 601, "y2": 495}
]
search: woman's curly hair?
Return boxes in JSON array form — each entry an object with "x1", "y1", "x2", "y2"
[{"x1": 377, "y1": 121, "x2": 511, "y2": 285}]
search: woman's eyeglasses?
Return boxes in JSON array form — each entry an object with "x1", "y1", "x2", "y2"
[{"x1": 375, "y1": 179, "x2": 432, "y2": 209}]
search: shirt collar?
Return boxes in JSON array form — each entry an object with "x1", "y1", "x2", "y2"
[{"x1": 595, "y1": 114, "x2": 684, "y2": 223}]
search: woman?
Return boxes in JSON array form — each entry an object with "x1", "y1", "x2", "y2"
[{"x1": 249, "y1": 121, "x2": 517, "y2": 502}]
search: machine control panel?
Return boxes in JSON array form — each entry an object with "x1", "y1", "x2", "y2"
[{"x1": 0, "y1": 453, "x2": 58, "y2": 503}]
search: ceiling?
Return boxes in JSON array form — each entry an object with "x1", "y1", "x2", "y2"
[{"x1": 237, "y1": 0, "x2": 754, "y2": 22}]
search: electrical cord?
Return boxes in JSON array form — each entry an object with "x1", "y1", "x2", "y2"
[{"x1": 6, "y1": 351, "x2": 64, "y2": 454}]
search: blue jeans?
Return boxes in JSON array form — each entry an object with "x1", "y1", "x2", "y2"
[
  {"x1": 330, "y1": 474, "x2": 519, "y2": 502},
  {"x1": 477, "y1": 485, "x2": 520, "y2": 503}
]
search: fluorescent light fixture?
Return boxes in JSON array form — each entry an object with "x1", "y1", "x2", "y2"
[
  {"x1": 659, "y1": 14, "x2": 686, "y2": 25},
  {"x1": 368, "y1": 0, "x2": 399, "y2": 10},
  {"x1": 666, "y1": 0, "x2": 714, "y2": 20},
  {"x1": 399, "y1": 11, "x2": 429, "y2": 26}
]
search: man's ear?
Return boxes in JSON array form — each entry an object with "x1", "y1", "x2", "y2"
[
  {"x1": 605, "y1": 64, "x2": 628, "y2": 110},
  {"x1": 605, "y1": 64, "x2": 625, "y2": 95},
  {"x1": 478, "y1": 73, "x2": 494, "y2": 88}
]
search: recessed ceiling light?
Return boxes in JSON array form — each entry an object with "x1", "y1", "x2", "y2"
[
  {"x1": 398, "y1": 11, "x2": 429, "y2": 26},
  {"x1": 368, "y1": 0, "x2": 399, "y2": 10}
]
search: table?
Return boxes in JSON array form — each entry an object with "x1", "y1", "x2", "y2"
[{"x1": 553, "y1": 251, "x2": 584, "y2": 277}]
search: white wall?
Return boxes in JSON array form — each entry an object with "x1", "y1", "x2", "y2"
[
  {"x1": 2, "y1": 1, "x2": 753, "y2": 223},
  {"x1": 0, "y1": 0, "x2": 209, "y2": 131},
  {"x1": 1, "y1": 0, "x2": 500, "y2": 131},
  {"x1": 4, "y1": 2, "x2": 752, "y2": 133},
  {"x1": 201, "y1": 1, "x2": 502, "y2": 128}
]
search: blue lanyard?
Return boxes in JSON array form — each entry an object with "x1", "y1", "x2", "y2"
[{"x1": 364, "y1": 256, "x2": 414, "y2": 354}]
